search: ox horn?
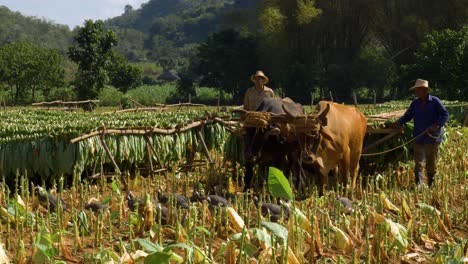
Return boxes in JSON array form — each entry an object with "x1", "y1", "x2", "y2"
[
  {"x1": 303, "y1": 152, "x2": 325, "y2": 169},
  {"x1": 232, "y1": 109, "x2": 248, "y2": 115},
  {"x1": 232, "y1": 109, "x2": 248, "y2": 120}
]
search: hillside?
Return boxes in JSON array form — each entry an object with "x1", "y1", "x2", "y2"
[
  {"x1": 106, "y1": 0, "x2": 234, "y2": 39},
  {"x1": 0, "y1": 1, "x2": 253, "y2": 67},
  {"x1": 0, "y1": 6, "x2": 72, "y2": 53},
  {"x1": 105, "y1": 0, "x2": 241, "y2": 65}
]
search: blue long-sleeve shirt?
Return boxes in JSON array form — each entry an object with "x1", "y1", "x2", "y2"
[{"x1": 398, "y1": 95, "x2": 449, "y2": 144}]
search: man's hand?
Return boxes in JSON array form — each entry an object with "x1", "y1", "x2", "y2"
[
  {"x1": 389, "y1": 122, "x2": 404, "y2": 133},
  {"x1": 389, "y1": 122, "x2": 402, "y2": 129},
  {"x1": 429, "y1": 124, "x2": 440, "y2": 132}
]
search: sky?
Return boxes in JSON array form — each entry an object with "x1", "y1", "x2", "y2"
[{"x1": 0, "y1": 0, "x2": 149, "y2": 29}]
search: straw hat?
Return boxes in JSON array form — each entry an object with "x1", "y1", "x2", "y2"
[
  {"x1": 250, "y1": 70, "x2": 269, "y2": 84},
  {"x1": 410, "y1": 79, "x2": 432, "y2": 93}
]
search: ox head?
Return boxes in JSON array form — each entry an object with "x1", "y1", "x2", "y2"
[
  {"x1": 244, "y1": 124, "x2": 285, "y2": 163},
  {"x1": 282, "y1": 103, "x2": 333, "y2": 169},
  {"x1": 282, "y1": 102, "x2": 330, "y2": 127},
  {"x1": 241, "y1": 98, "x2": 304, "y2": 164}
]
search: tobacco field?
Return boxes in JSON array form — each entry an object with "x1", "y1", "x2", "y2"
[{"x1": 0, "y1": 101, "x2": 466, "y2": 263}]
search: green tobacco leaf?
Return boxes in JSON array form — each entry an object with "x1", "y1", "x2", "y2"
[
  {"x1": 164, "y1": 243, "x2": 193, "y2": 252},
  {"x1": 261, "y1": 221, "x2": 288, "y2": 245},
  {"x1": 385, "y1": 219, "x2": 408, "y2": 251},
  {"x1": 243, "y1": 243, "x2": 259, "y2": 257},
  {"x1": 136, "y1": 238, "x2": 163, "y2": 253},
  {"x1": 188, "y1": 226, "x2": 211, "y2": 239},
  {"x1": 111, "y1": 180, "x2": 121, "y2": 196},
  {"x1": 33, "y1": 243, "x2": 56, "y2": 261},
  {"x1": 77, "y1": 210, "x2": 90, "y2": 235},
  {"x1": 417, "y1": 203, "x2": 441, "y2": 216},
  {"x1": 91, "y1": 248, "x2": 120, "y2": 261},
  {"x1": 144, "y1": 251, "x2": 173, "y2": 264},
  {"x1": 268, "y1": 167, "x2": 292, "y2": 200},
  {"x1": 250, "y1": 228, "x2": 272, "y2": 248}
]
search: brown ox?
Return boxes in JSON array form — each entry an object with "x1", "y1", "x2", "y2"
[{"x1": 288, "y1": 101, "x2": 367, "y2": 194}]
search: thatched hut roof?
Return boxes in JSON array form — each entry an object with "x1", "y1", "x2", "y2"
[{"x1": 157, "y1": 70, "x2": 180, "y2": 81}]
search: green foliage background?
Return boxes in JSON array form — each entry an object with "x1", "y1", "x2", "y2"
[{"x1": 0, "y1": 0, "x2": 467, "y2": 104}]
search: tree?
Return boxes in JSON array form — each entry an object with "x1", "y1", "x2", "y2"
[
  {"x1": 124, "y1": 4, "x2": 133, "y2": 14},
  {"x1": 401, "y1": 26, "x2": 468, "y2": 100},
  {"x1": 38, "y1": 48, "x2": 66, "y2": 101},
  {"x1": 0, "y1": 42, "x2": 64, "y2": 102},
  {"x1": 256, "y1": 0, "x2": 323, "y2": 101},
  {"x1": 68, "y1": 20, "x2": 117, "y2": 102},
  {"x1": 193, "y1": 29, "x2": 258, "y2": 103},
  {"x1": 176, "y1": 72, "x2": 196, "y2": 101},
  {"x1": 113, "y1": 29, "x2": 146, "y2": 61},
  {"x1": 372, "y1": 0, "x2": 468, "y2": 98},
  {"x1": 351, "y1": 41, "x2": 397, "y2": 101},
  {"x1": 108, "y1": 52, "x2": 143, "y2": 93}
]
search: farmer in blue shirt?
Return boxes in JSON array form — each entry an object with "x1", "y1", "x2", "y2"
[{"x1": 394, "y1": 79, "x2": 449, "y2": 188}]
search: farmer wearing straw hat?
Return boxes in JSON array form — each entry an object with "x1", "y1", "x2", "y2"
[
  {"x1": 393, "y1": 79, "x2": 449, "y2": 188},
  {"x1": 243, "y1": 70, "x2": 275, "y2": 111}
]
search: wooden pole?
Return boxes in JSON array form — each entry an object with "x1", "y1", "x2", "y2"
[
  {"x1": 70, "y1": 121, "x2": 204, "y2": 143},
  {"x1": 185, "y1": 136, "x2": 198, "y2": 172},
  {"x1": 353, "y1": 92, "x2": 358, "y2": 106},
  {"x1": 144, "y1": 134, "x2": 162, "y2": 169},
  {"x1": 463, "y1": 110, "x2": 468, "y2": 126},
  {"x1": 99, "y1": 131, "x2": 127, "y2": 190},
  {"x1": 196, "y1": 128, "x2": 213, "y2": 164},
  {"x1": 362, "y1": 131, "x2": 401, "y2": 153},
  {"x1": 108, "y1": 107, "x2": 169, "y2": 114},
  {"x1": 373, "y1": 90, "x2": 377, "y2": 106},
  {"x1": 310, "y1": 92, "x2": 314, "y2": 109},
  {"x1": 145, "y1": 137, "x2": 154, "y2": 174}
]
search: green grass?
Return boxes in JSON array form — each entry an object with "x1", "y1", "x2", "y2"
[
  {"x1": 102, "y1": 84, "x2": 230, "y2": 106},
  {"x1": 126, "y1": 84, "x2": 177, "y2": 105}
]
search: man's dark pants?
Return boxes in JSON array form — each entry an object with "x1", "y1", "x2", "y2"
[{"x1": 413, "y1": 142, "x2": 440, "y2": 186}]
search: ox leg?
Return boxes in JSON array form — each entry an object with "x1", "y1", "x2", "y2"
[
  {"x1": 318, "y1": 169, "x2": 328, "y2": 196},
  {"x1": 244, "y1": 162, "x2": 254, "y2": 192},
  {"x1": 350, "y1": 152, "x2": 361, "y2": 190},
  {"x1": 259, "y1": 165, "x2": 267, "y2": 188},
  {"x1": 339, "y1": 148, "x2": 351, "y2": 191}
]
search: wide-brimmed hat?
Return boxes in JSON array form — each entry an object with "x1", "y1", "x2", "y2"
[
  {"x1": 410, "y1": 79, "x2": 432, "y2": 93},
  {"x1": 250, "y1": 70, "x2": 269, "y2": 84}
]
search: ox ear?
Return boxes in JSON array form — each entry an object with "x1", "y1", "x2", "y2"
[
  {"x1": 282, "y1": 103, "x2": 296, "y2": 118},
  {"x1": 282, "y1": 100, "x2": 304, "y2": 118},
  {"x1": 317, "y1": 103, "x2": 330, "y2": 126}
]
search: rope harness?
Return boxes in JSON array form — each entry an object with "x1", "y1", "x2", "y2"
[
  {"x1": 240, "y1": 111, "x2": 442, "y2": 158},
  {"x1": 361, "y1": 128, "x2": 440, "y2": 157}
]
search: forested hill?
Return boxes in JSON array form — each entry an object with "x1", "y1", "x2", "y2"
[
  {"x1": 0, "y1": 6, "x2": 72, "y2": 53},
  {"x1": 104, "y1": 0, "x2": 250, "y2": 63},
  {"x1": 106, "y1": 0, "x2": 234, "y2": 35},
  {"x1": 0, "y1": 1, "x2": 247, "y2": 62}
]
